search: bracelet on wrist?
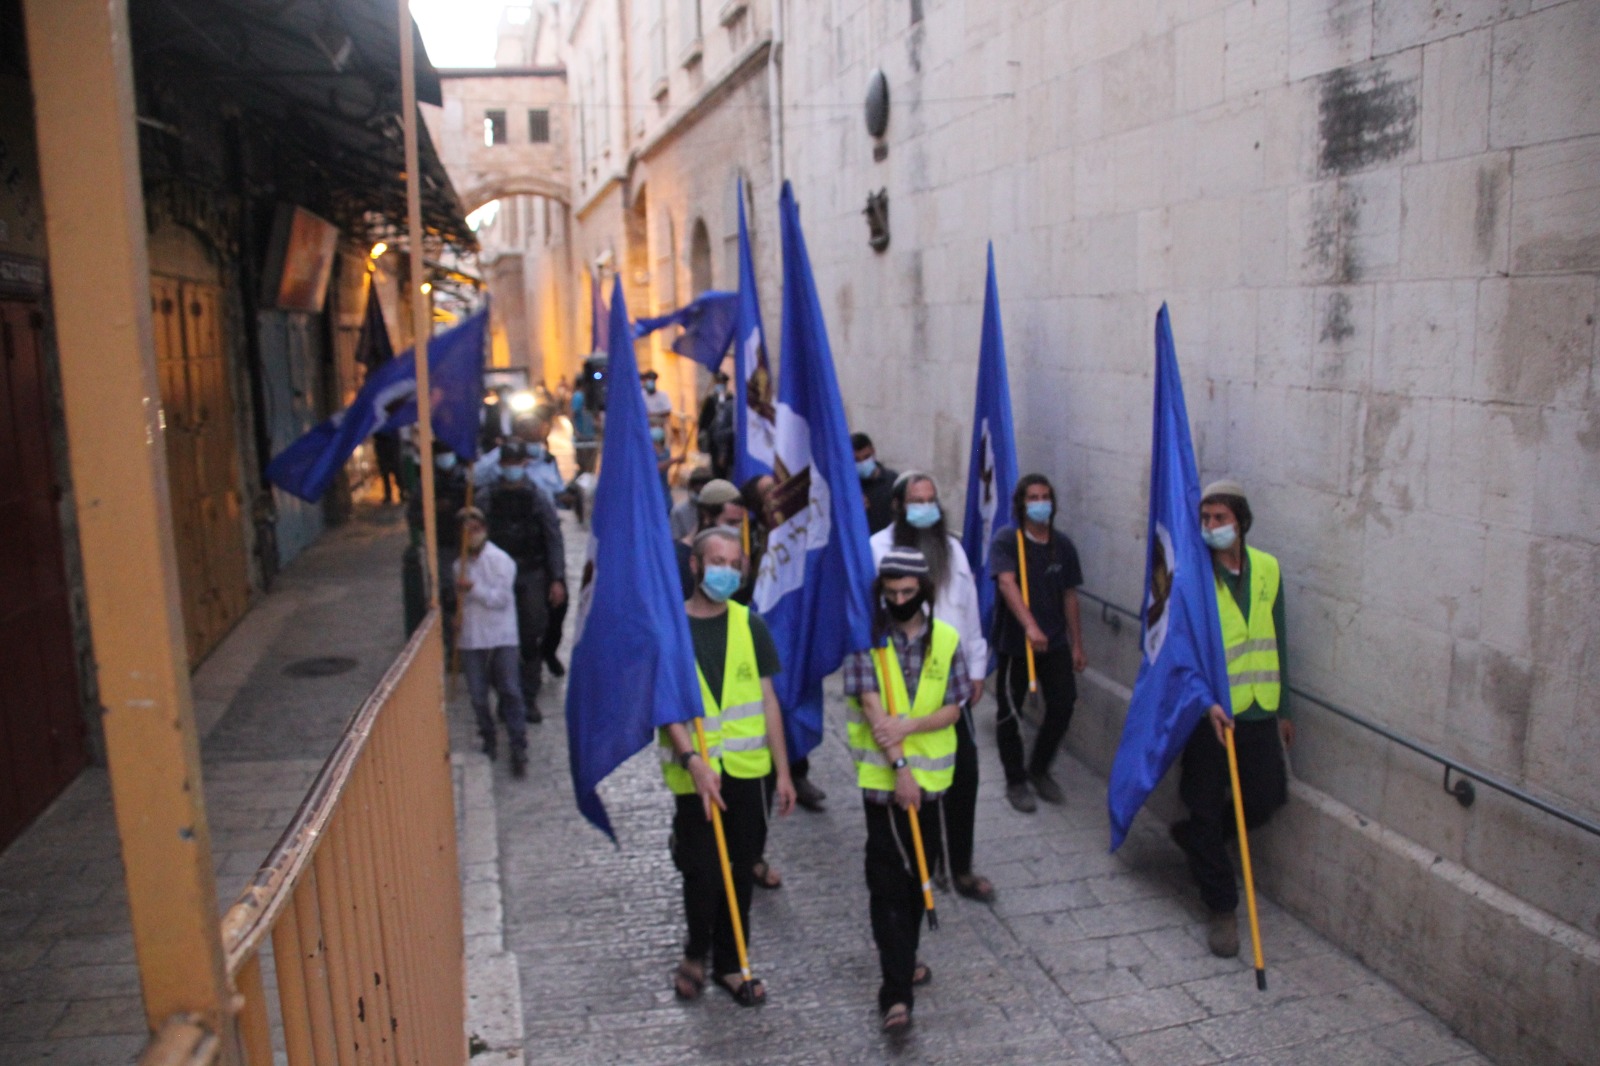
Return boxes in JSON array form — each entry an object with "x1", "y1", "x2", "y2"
[
  {"x1": 676, "y1": 750, "x2": 699, "y2": 770},
  {"x1": 891, "y1": 756, "x2": 909, "y2": 771}
]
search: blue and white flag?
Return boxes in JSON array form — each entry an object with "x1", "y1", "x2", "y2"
[
  {"x1": 265, "y1": 307, "x2": 486, "y2": 502},
  {"x1": 565, "y1": 277, "x2": 701, "y2": 840},
  {"x1": 733, "y1": 178, "x2": 776, "y2": 484},
  {"x1": 633, "y1": 290, "x2": 739, "y2": 369},
  {"x1": 1107, "y1": 305, "x2": 1233, "y2": 851},
  {"x1": 752, "y1": 182, "x2": 876, "y2": 760},
  {"x1": 961, "y1": 243, "x2": 1020, "y2": 648}
]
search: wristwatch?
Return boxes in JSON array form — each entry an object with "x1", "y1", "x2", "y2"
[
  {"x1": 676, "y1": 750, "x2": 699, "y2": 770},
  {"x1": 891, "y1": 756, "x2": 908, "y2": 771}
]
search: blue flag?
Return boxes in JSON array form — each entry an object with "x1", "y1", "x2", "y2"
[
  {"x1": 751, "y1": 182, "x2": 876, "y2": 760},
  {"x1": 1107, "y1": 305, "x2": 1233, "y2": 851},
  {"x1": 564, "y1": 277, "x2": 702, "y2": 840},
  {"x1": 633, "y1": 290, "x2": 739, "y2": 369},
  {"x1": 265, "y1": 308, "x2": 486, "y2": 502},
  {"x1": 733, "y1": 178, "x2": 776, "y2": 484},
  {"x1": 961, "y1": 243, "x2": 1020, "y2": 648}
]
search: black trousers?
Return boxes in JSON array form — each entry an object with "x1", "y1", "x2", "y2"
[
  {"x1": 944, "y1": 707, "x2": 979, "y2": 878},
  {"x1": 672, "y1": 774, "x2": 764, "y2": 978},
  {"x1": 512, "y1": 570, "x2": 549, "y2": 700},
  {"x1": 539, "y1": 596, "x2": 567, "y2": 662},
  {"x1": 995, "y1": 647, "x2": 1077, "y2": 786},
  {"x1": 1176, "y1": 716, "x2": 1288, "y2": 913},
  {"x1": 864, "y1": 796, "x2": 944, "y2": 1014}
]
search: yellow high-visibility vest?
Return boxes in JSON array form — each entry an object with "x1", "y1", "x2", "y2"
[
  {"x1": 1215, "y1": 546, "x2": 1282, "y2": 714},
  {"x1": 846, "y1": 619, "x2": 959, "y2": 793},
  {"x1": 658, "y1": 602, "x2": 767, "y2": 794}
]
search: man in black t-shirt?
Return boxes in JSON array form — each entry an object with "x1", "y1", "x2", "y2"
[
  {"x1": 989, "y1": 474, "x2": 1087, "y2": 813},
  {"x1": 852, "y1": 432, "x2": 900, "y2": 534},
  {"x1": 663, "y1": 527, "x2": 793, "y2": 1005}
]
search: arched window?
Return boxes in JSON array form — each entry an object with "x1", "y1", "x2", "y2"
[{"x1": 690, "y1": 218, "x2": 713, "y2": 295}]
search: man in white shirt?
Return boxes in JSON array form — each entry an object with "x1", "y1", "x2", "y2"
[
  {"x1": 642, "y1": 368, "x2": 673, "y2": 426},
  {"x1": 868, "y1": 472, "x2": 996, "y2": 903},
  {"x1": 455, "y1": 507, "x2": 530, "y2": 778}
]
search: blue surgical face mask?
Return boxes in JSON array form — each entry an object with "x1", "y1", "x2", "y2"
[
  {"x1": 1202, "y1": 524, "x2": 1238, "y2": 551},
  {"x1": 904, "y1": 502, "x2": 941, "y2": 529},
  {"x1": 1025, "y1": 500, "x2": 1053, "y2": 525},
  {"x1": 644, "y1": 380, "x2": 657, "y2": 394},
  {"x1": 527, "y1": 443, "x2": 547, "y2": 460},
  {"x1": 435, "y1": 453, "x2": 457, "y2": 472},
  {"x1": 500, "y1": 464, "x2": 524, "y2": 481},
  {"x1": 700, "y1": 564, "x2": 742, "y2": 603},
  {"x1": 650, "y1": 427, "x2": 666, "y2": 444},
  {"x1": 856, "y1": 457, "x2": 877, "y2": 480}
]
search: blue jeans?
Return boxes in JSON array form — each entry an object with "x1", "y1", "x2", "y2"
[{"x1": 462, "y1": 646, "x2": 528, "y2": 752}]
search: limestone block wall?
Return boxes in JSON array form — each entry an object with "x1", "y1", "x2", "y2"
[{"x1": 779, "y1": 1, "x2": 1599, "y2": 1061}]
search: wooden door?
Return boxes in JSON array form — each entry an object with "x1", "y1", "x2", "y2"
[
  {"x1": 153, "y1": 278, "x2": 250, "y2": 666},
  {"x1": 0, "y1": 298, "x2": 88, "y2": 850}
]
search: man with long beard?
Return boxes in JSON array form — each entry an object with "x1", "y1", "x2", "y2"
[{"x1": 868, "y1": 473, "x2": 995, "y2": 904}]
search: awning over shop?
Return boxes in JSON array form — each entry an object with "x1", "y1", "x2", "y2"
[{"x1": 130, "y1": 0, "x2": 473, "y2": 250}]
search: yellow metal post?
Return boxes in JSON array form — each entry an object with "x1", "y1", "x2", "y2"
[
  {"x1": 22, "y1": 0, "x2": 236, "y2": 1051},
  {"x1": 400, "y1": 0, "x2": 438, "y2": 609}
]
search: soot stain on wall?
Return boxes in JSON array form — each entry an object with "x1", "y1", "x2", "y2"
[{"x1": 1318, "y1": 62, "x2": 1418, "y2": 177}]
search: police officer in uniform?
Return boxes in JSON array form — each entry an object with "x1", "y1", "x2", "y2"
[
  {"x1": 484, "y1": 440, "x2": 566, "y2": 720},
  {"x1": 843, "y1": 547, "x2": 968, "y2": 1034},
  {"x1": 1170, "y1": 480, "x2": 1294, "y2": 958},
  {"x1": 661, "y1": 527, "x2": 794, "y2": 1006}
]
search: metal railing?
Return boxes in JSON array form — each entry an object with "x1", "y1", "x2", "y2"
[
  {"x1": 139, "y1": 611, "x2": 466, "y2": 1065},
  {"x1": 1076, "y1": 588, "x2": 1600, "y2": 840}
]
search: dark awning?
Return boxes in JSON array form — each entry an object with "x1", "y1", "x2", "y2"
[{"x1": 131, "y1": 0, "x2": 473, "y2": 249}]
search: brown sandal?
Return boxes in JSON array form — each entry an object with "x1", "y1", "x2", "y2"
[{"x1": 752, "y1": 859, "x2": 783, "y2": 890}]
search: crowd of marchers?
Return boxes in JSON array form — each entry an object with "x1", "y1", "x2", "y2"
[{"x1": 409, "y1": 373, "x2": 1293, "y2": 1035}]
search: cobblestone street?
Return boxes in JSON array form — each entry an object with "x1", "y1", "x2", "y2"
[{"x1": 481, "y1": 516, "x2": 1493, "y2": 1065}]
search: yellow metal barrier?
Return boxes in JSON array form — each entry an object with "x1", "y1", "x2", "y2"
[{"x1": 141, "y1": 611, "x2": 465, "y2": 1065}]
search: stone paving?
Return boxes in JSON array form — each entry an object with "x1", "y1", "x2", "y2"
[
  {"x1": 0, "y1": 505, "x2": 416, "y2": 1064},
  {"x1": 486, "y1": 513, "x2": 1494, "y2": 1066},
  {"x1": 0, "y1": 498, "x2": 1499, "y2": 1065}
]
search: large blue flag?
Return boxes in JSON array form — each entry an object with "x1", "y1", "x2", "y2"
[
  {"x1": 962, "y1": 243, "x2": 1020, "y2": 647},
  {"x1": 633, "y1": 290, "x2": 739, "y2": 369},
  {"x1": 565, "y1": 277, "x2": 702, "y2": 840},
  {"x1": 1107, "y1": 305, "x2": 1233, "y2": 851},
  {"x1": 752, "y1": 182, "x2": 876, "y2": 760},
  {"x1": 733, "y1": 178, "x2": 776, "y2": 484},
  {"x1": 265, "y1": 307, "x2": 486, "y2": 502}
]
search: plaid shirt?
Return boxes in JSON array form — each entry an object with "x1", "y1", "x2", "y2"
[{"x1": 844, "y1": 616, "x2": 970, "y2": 803}]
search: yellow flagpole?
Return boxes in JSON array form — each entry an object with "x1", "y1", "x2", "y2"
[
  {"x1": 875, "y1": 647, "x2": 938, "y2": 930},
  {"x1": 694, "y1": 717, "x2": 752, "y2": 983},
  {"x1": 1015, "y1": 529, "x2": 1038, "y2": 694},
  {"x1": 1223, "y1": 724, "x2": 1267, "y2": 990}
]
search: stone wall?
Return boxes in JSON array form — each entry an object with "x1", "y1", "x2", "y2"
[{"x1": 779, "y1": 2, "x2": 1599, "y2": 1062}]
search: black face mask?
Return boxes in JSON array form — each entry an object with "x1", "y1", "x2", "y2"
[{"x1": 885, "y1": 593, "x2": 925, "y2": 623}]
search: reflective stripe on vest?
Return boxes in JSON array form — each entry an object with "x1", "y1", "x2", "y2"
[
  {"x1": 659, "y1": 602, "x2": 768, "y2": 794},
  {"x1": 1215, "y1": 546, "x2": 1282, "y2": 714},
  {"x1": 846, "y1": 619, "x2": 959, "y2": 793}
]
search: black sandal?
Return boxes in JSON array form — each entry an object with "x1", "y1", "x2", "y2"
[
  {"x1": 912, "y1": 962, "x2": 932, "y2": 987},
  {"x1": 751, "y1": 860, "x2": 783, "y2": 890},
  {"x1": 954, "y1": 873, "x2": 997, "y2": 903},
  {"x1": 716, "y1": 973, "x2": 766, "y2": 1007},
  {"x1": 881, "y1": 1002, "x2": 913, "y2": 1033},
  {"x1": 673, "y1": 960, "x2": 705, "y2": 1001}
]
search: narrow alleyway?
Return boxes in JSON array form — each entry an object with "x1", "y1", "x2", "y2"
[
  {"x1": 0, "y1": 505, "x2": 415, "y2": 1064},
  {"x1": 487, "y1": 515, "x2": 1493, "y2": 1065}
]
